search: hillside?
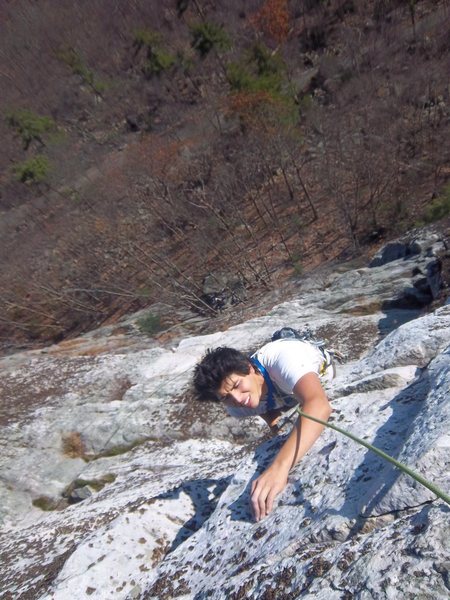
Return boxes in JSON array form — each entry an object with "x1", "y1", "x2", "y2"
[{"x1": 1, "y1": 0, "x2": 450, "y2": 352}]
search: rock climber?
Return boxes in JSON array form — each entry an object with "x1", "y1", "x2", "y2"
[{"x1": 192, "y1": 332, "x2": 335, "y2": 522}]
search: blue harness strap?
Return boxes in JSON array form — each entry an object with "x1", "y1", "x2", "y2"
[{"x1": 250, "y1": 356, "x2": 277, "y2": 411}]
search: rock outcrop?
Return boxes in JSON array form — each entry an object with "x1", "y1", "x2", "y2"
[{"x1": 0, "y1": 229, "x2": 449, "y2": 599}]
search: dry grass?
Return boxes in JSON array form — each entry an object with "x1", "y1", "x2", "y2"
[
  {"x1": 49, "y1": 338, "x2": 138, "y2": 357},
  {"x1": 61, "y1": 431, "x2": 86, "y2": 459}
]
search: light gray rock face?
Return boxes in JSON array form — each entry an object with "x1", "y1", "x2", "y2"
[
  {"x1": 137, "y1": 320, "x2": 450, "y2": 600},
  {"x1": 0, "y1": 229, "x2": 449, "y2": 599}
]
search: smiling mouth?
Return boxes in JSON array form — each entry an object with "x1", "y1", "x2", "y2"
[{"x1": 242, "y1": 396, "x2": 250, "y2": 406}]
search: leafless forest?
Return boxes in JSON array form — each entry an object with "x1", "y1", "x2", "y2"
[{"x1": 1, "y1": 0, "x2": 450, "y2": 352}]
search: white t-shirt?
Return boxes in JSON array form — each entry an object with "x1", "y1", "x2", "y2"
[{"x1": 225, "y1": 339, "x2": 333, "y2": 418}]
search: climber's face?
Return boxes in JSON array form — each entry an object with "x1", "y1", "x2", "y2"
[{"x1": 218, "y1": 365, "x2": 266, "y2": 410}]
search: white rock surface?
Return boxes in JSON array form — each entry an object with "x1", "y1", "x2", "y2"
[{"x1": 0, "y1": 230, "x2": 449, "y2": 599}]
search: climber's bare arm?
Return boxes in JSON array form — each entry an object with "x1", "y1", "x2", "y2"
[{"x1": 251, "y1": 373, "x2": 332, "y2": 520}]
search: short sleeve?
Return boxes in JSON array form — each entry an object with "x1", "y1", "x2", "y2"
[{"x1": 255, "y1": 339, "x2": 324, "y2": 394}]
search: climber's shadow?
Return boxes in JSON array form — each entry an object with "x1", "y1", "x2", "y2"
[
  {"x1": 152, "y1": 476, "x2": 231, "y2": 553},
  {"x1": 155, "y1": 436, "x2": 289, "y2": 552}
]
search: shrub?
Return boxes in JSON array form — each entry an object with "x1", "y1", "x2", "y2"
[
  {"x1": 32, "y1": 495, "x2": 59, "y2": 511},
  {"x1": 423, "y1": 186, "x2": 450, "y2": 223},
  {"x1": 144, "y1": 49, "x2": 176, "y2": 77},
  {"x1": 72, "y1": 473, "x2": 117, "y2": 492},
  {"x1": 228, "y1": 89, "x2": 297, "y2": 131},
  {"x1": 13, "y1": 155, "x2": 50, "y2": 184},
  {"x1": 133, "y1": 28, "x2": 162, "y2": 49},
  {"x1": 228, "y1": 63, "x2": 283, "y2": 95},
  {"x1": 252, "y1": 42, "x2": 284, "y2": 79},
  {"x1": 61, "y1": 186, "x2": 82, "y2": 202},
  {"x1": 136, "y1": 312, "x2": 163, "y2": 335},
  {"x1": 6, "y1": 108, "x2": 55, "y2": 150},
  {"x1": 227, "y1": 62, "x2": 254, "y2": 92},
  {"x1": 132, "y1": 28, "x2": 176, "y2": 77},
  {"x1": 190, "y1": 21, "x2": 232, "y2": 57},
  {"x1": 57, "y1": 46, "x2": 107, "y2": 95},
  {"x1": 226, "y1": 44, "x2": 298, "y2": 130},
  {"x1": 227, "y1": 43, "x2": 287, "y2": 96}
]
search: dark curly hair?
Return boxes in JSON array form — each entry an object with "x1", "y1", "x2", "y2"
[{"x1": 192, "y1": 347, "x2": 251, "y2": 401}]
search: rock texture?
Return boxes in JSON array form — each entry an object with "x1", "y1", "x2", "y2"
[{"x1": 0, "y1": 229, "x2": 449, "y2": 599}]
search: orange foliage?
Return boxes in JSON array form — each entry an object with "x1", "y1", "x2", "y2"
[
  {"x1": 123, "y1": 135, "x2": 193, "y2": 182},
  {"x1": 228, "y1": 90, "x2": 285, "y2": 131},
  {"x1": 229, "y1": 89, "x2": 275, "y2": 112},
  {"x1": 250, "y1": 0, "x2": 290, "y2": 45}
]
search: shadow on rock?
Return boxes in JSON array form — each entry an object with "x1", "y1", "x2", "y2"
[
  {"x1": 377, "y1": 306, "x2": 421, "y2": 338},
  {"x1": 377, "y1": 253, "x2": 443, "y2": 337},
  {"x1": 153, "y1": 476, "x2": 232, "y2": 553},
  {"x1": 228, "y1": 482, "x2": 254, "y2": 523},
  {"x1": 336, "y1": 367, "x2": 432, "y2": 536}
]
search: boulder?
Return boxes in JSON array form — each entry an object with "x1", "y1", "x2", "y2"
[
  {"x1": 67, "y1": 485, "x2": 93, "y2": 504},
  {"x1": 369, "y1": 230, "x2": 444, "y2": 267},
  {"x1": 200, "y1": 273, "x2": 247, "y2": 312},
  {"x1": 369, "y1": 241, "x2": 420, "y2": 266}
]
